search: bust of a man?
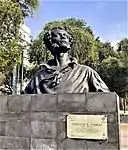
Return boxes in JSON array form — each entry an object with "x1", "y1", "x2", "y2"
[{"x1": 22, "y1": 27, "x2": 109, "y2": 94}]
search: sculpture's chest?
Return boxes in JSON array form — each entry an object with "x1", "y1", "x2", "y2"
[{"x1": 45, "y1": 65, "x2": 89, "y2": 93}]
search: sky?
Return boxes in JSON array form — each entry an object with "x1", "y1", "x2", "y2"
[{"x1": 25, "y1": 0, "x2": 128, "y2": 47}]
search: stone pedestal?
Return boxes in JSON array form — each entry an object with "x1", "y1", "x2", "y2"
[{"x1": 0, "y1": 93, "x2": 120, "y2": 150}]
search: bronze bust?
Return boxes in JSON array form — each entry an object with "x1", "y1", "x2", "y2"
[{"x1": 22, "y1": 27, "x2": 109, "y2": 94}]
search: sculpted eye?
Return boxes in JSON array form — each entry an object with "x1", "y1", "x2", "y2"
[
  {"x1": 63, "y1": 33, "x2": 68, "y2": 38},
  {"x1": 53, "y1": 34, "x2": 58, "y2": 37},
  {"x1": 51, "y1": 32, "x2": 58, "y2": 38}
]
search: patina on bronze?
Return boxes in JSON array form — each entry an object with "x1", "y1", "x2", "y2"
[{"x1": 22, "y1": 27, "x2": 109, "y2": 94}]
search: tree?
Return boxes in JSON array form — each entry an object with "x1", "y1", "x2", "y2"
[
  {"x1": 97, "y1": 57, "x2": 128, "y2": 97},
  {"x1": 28, "y1": 18, "x2": 97, "y2": 66},
  {"x1": 16, "y1": 0, "x2": 39, "y2": 17},
  {"x1": 95, "y1": 38, "x2": 128, "y2": 111},
  {"x1": 117, "y1": 38, "x2": 128, "y2": 67},
  {"x1": 96, "y1": 39, "x2": 128, "y2": 98},
  {"x1": 28, "y1": 33, "x2": 52, "y2": 65},
  {"x1": 0, "y1": 0, "x2": 22, "y2": 46},
  {"x1": 28, "y1": 18, "x2": 128, "y2": 105},
  {"x1": 0, "y1": 0, "x2": 39, "y2": 94},
  {"x1": 44, "y1": 18, "x2": 97, "y2": 65},
  {"x1": 116, "y1": 38, "x2": 128, "y2": 109},
  {"x1": 98, "y1": 41, "x2": 116, "y2": 62},
  {"x1": 117, "y1": 38, "x2": 128, "y2": 52},
  {"x1": 0, "y1": 41, "x2": 24, "y2": 94},
  {"x1": 0, "y1": 0, "x2": 22, "y2": 94}
]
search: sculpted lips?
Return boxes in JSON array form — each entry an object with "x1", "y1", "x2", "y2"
[{"x1": 59, "y1": 40, "x2": 68, "y2": 44}]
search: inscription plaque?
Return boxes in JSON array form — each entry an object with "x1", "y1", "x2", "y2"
[{"x1": 67, "y1": 114, "x2": 108, "y2": 140}]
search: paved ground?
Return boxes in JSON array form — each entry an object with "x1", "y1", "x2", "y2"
[{"x1": 120, "y1": 123, "x2": 128, "y2": 150}]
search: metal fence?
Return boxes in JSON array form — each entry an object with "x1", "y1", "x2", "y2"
[{"x1": 120, "y1": 98, "x2": 128, "y2": 113}]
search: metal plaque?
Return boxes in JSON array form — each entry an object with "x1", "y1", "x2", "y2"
[{"x1": 67, "y1": 114, "x2": 108, "y2": 140}]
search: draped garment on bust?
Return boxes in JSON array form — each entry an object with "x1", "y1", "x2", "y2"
[{"x1": 22, "y1": 58, "x2": 109, "y2": 94}]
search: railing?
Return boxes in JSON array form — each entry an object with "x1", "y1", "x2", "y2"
[{"x1": 120, "y1": 97, "x2": 128, "y2": 114}]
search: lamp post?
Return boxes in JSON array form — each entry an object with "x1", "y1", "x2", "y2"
[
  {"x1": 20, "y1": 49, "x2": 24, "y2": 93},
  {"x1": 12, "y1": 65, "x2": 17, "y2": 94}
]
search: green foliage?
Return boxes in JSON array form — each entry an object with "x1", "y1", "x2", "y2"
[
  {"x1": 97, "y1": 56, "x2": 128, "y2": 97},
  {"x1": 117, "y1": 38, "x2": 128, "y2": 67},
  {"x1": 16, "y1": 0, "x2": 39, "y2": 17},
  {"x1": 0, "y1": 72, "x2": 5, "y2": 86},
  {"x1": 0, "y1": 0, "x2": 22, "y2": 74},
  {"x1": 44, "y1": 18, "x2": 96, "y2": 65},
  {"x1": 23, "y1": 64, "x2": 39, "y2": 82},
  {"x1": 28, "y1": 34, "x2": 52, "y2": 65},
  {"x1": 0, "y1": 0, "x2": 22, "y2": 46},
  {"x1": 23, "y1": 18, "x2": 128, "y2": 100},
  {"x1": 28, "y1": 18, "x2": 97, "y2": 66},
  {"x1": 0, "y1": 0, "x2": 39, "y2": 70},
  {"x1": 96, "y1": 39, "x2": 128, "y2": 98},
  {"x1": 117, "y1": 38, "x2": 128, "y2": 52},
  {"x1": 97, "y1": 41, "x2": 116, "y2": 63},
  {"x1": 0, "y1": 0, "x2": 39, "y2": 94},
  {"x1": 0, "y1": 41, "x2": 23, "y2": 94},
  {"x1": 0, "y1": 41, "x2": 22, "y2": 71}
]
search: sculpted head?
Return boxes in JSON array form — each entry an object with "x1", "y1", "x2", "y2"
[{"x1": 43, "y1": 27, "x2": 73, "y2": 55}]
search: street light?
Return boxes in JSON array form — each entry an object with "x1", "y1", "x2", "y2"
[{"x1": 20, "y1": 48, "x2": 24, "y2": 93}]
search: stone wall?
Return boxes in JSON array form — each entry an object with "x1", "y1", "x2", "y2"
[
  {"x1": 0, "y1": 93, "x2": 120, "y2": 150},
  {"x1": 120, "y1": 115, "x2": 128, "y2": 123}
]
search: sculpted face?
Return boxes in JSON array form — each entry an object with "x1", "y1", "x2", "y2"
[{"x1": 51, "y1": 29, "x2": 71, "y2": 53}]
